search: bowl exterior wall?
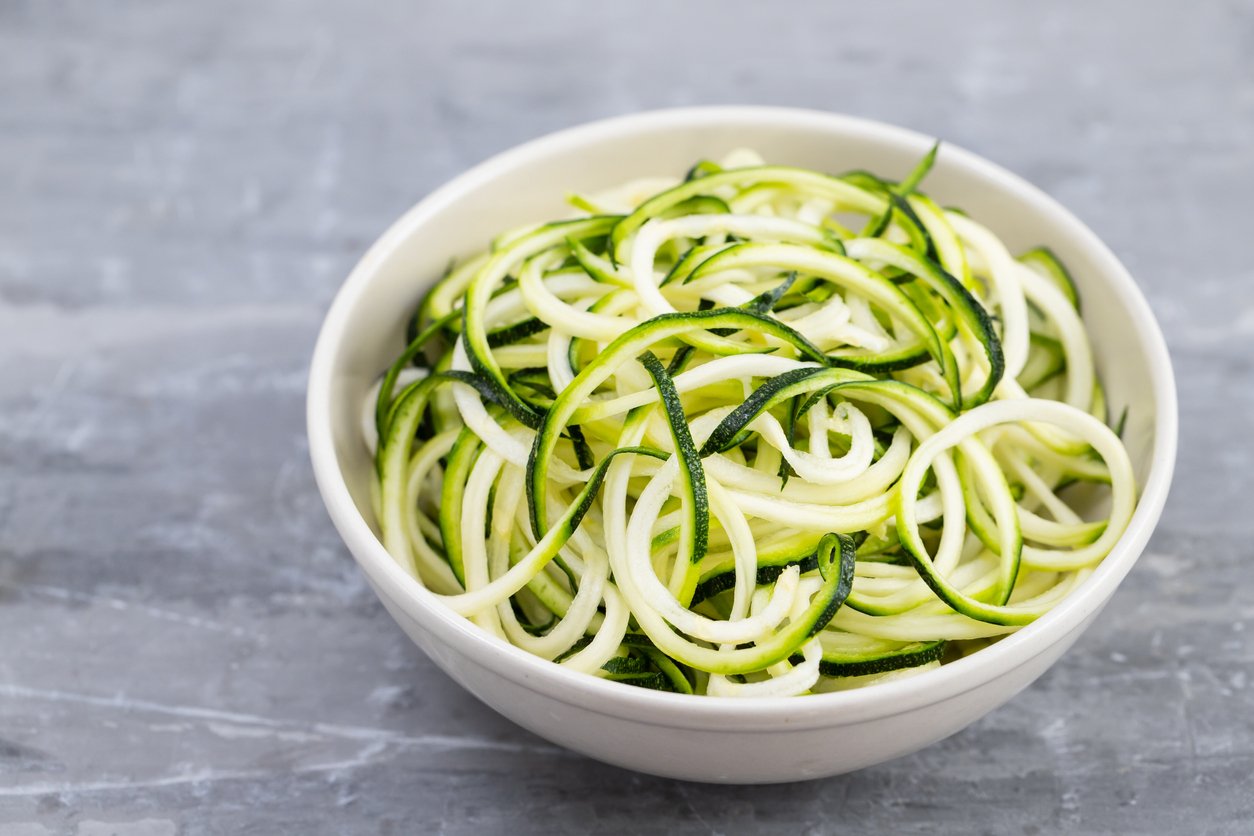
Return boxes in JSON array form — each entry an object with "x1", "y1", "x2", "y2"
[
  {"x1": 308, "y1": 107, "x2": 1177, "y2": 783},
  {"x1": 371, "y1": 580, "x2": 1099, "y2": 783}
]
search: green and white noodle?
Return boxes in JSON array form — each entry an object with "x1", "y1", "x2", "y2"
[{"x1": 365, "y1": 148, "x2": 1137, "y2": 697}]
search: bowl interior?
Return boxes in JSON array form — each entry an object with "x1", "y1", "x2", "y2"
[{"x1": 323, "y1": 109, "x2": 1163, "y2": 541}]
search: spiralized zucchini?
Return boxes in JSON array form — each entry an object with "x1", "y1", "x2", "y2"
[{"x1": 365, "y1": 147, "x2": 1137, "y2": 697}]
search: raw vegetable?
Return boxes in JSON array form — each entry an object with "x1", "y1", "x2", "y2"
[{"x1": 364, "y1": 147, "x2": 1137, "y2": 697}]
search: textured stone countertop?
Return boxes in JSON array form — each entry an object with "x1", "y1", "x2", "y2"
[{"x1": 2, "y1": 2, "x2": 1251, "y2": 833}]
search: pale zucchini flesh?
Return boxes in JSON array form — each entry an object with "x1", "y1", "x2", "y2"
[{"x1": 367, "y1": 147, "x2": 1138, "y2": 696}]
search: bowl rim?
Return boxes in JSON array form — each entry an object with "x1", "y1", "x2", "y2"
[{"x1": 307, "y1": 105, "x2": 1178, "y2": 731}]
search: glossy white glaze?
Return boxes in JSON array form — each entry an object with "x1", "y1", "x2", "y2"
[{"x1": 307, "y1": 107, "x2": 1177, "y2": 783}]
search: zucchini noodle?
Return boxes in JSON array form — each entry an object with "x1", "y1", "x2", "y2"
[{"x1": 365, "y1": 147, "x2": 1137, "y2": 697}]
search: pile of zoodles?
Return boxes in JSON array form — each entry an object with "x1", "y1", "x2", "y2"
[{"x1": 366, "y1": 147, "x2": 1136, "y2": 697}]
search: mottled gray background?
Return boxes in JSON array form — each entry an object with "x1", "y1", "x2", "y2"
[{"x1": 1, "y1": 1, "x2": 1251, "y2": 834}]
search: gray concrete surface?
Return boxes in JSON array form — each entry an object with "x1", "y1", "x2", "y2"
[{"x1": 2, "y1": 1, "x2": 1252, "y2": 833}]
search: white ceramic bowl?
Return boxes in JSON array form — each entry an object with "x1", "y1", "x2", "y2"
[{"x1": 307, "y1": 107, "x2": 1177, "y2": 784}]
